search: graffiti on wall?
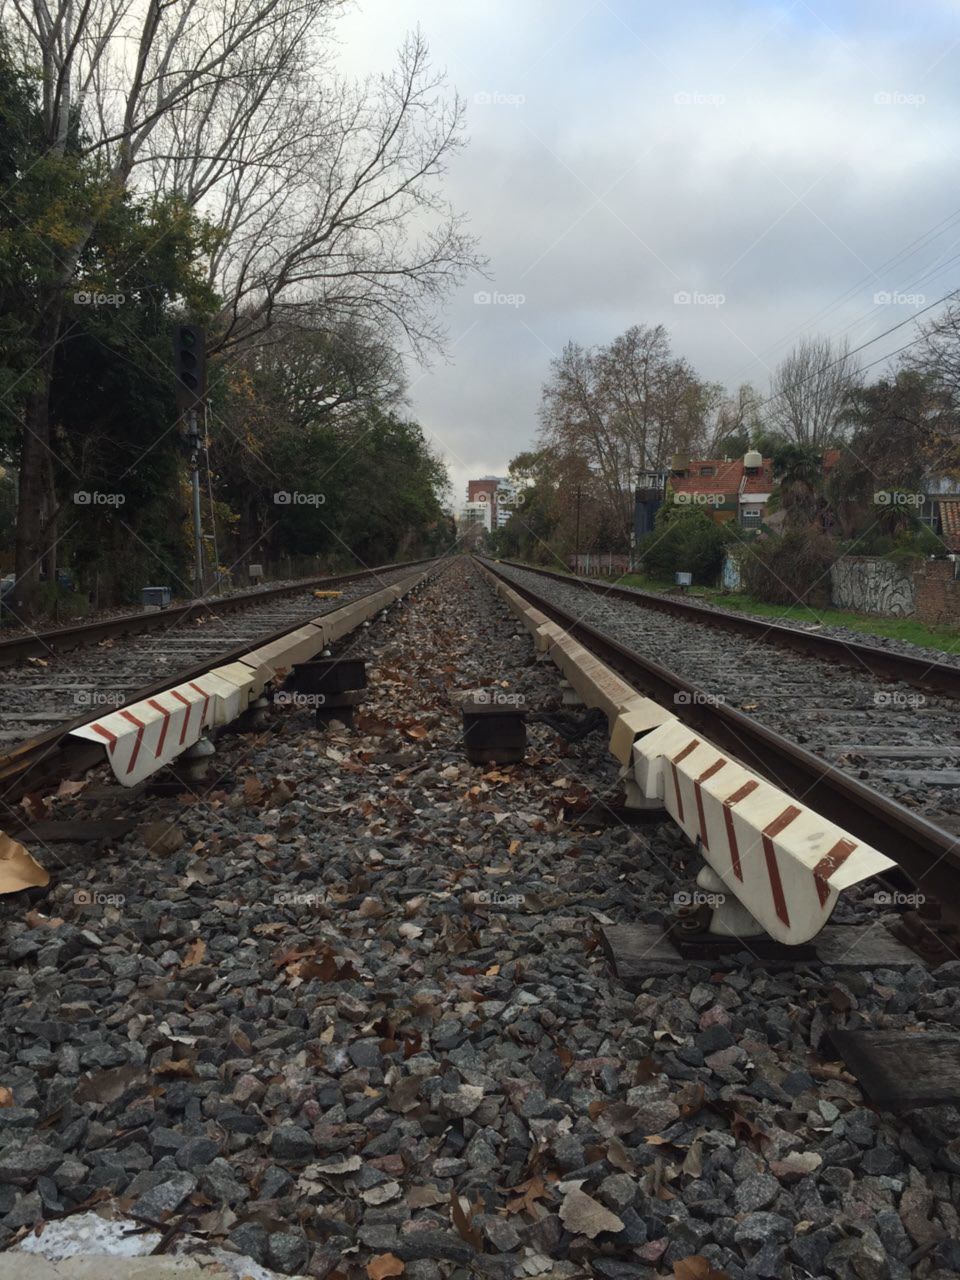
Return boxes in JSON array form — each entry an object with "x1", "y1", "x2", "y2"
[{"x1": 830, "y1": 557, "x2": 915, "y2": 617}]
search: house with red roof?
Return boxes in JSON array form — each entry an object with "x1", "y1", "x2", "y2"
[{"x1": 667, "y1": 451, "x2": 776, "y2": 528}]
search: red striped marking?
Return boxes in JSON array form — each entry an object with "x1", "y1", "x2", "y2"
[
  {"x1": 90, "y1": 723, "x2": 118, "y2": 755},
  {"x1": 170, "y1": 689, "x2": 192, "y2": 744},
  {"x1": 761, "y1": 805, "x2": 801, "y2": 926},
  {"x1": 693, "y1": 758, "x2": 727, "y2": 850},
  {"x1": 119, "y1": 709, "x2": 146, "y2": 776},
  {"x1": 669, "y1": 739, "x2": 701, "y2": 823},
  {"x1": 189, "y1": 681, "x2": 211, "y2": 727},
  {"x1": 813, "y1": 837, "x2": 857, "y2": 907},
  {"x1": 147, "y1": 698, "x2": 172, "y2": 758},
  {"x1": 720, "y1": 780, "x2": 759, "y2": 881}
]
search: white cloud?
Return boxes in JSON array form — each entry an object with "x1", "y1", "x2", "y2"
[{"x1": 333, "y1": 0, "x2": 960, "y2": 485}]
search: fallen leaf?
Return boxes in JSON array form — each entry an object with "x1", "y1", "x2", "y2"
[
  {"x1": 138, "y1": 821, "x2": 183, "y2": 856},
  {"x1": 449, "y1": 1189, "x2": 483, "y2": 1251},
  {"x1": 366, "y1": 1255, "x2": 404, "y2": 1280},
  {"x1": 56, "y1": 778, "x2": 88, "y2": 799},
  {"x1": 405, "y1": 1185, "x2": 447, "y2": 1208},
  {"x1": 673, "y1": 1256, "x2": 732, "y2": 1280},
  {"x1": 558, "y1": 1187, "x2": 624, "y2": 1238},
  {"x1": 182, "y1": 938, "x2": 206, "y2": 968},
  {"x1": 605, "y1": 1137, "x2": 636, "y2": 1173},
  {"x1": 677, "y1": 1082, "x2": 705, "y2": 1119},
  {"x1": 306, "y1": 1155, "x2": 362, "y2": 1175},
  {"x1": 405, "y1": 725, "x2": 429, "y2": 741},
  {"x1": 154, "y1": 1059, "x2": 196, "y2": 1078},
  {"x1": 75, "y1": 1064, "x2": 148, "y2": 1104},
  {"x1": 362, "y1": 1182, "x2": 400, "y2": 1206},
  {"x1": 682, "y1": 1140, "x2": 703, "y2": 1179},
  {"x1": 25, "y1": 910, "x2": 63, "y2": 930},
  {"x1": 0, "y1": 832, "x2": 49, "y2": 895},
  {"x1": 243, "y1": 776, "x2": 265, "y2": 805},
  {"x1": 505, "y1": 1176, "x2": 550, "y2": 1216},
  {"x1": 0, "y1": 1087, "x2": 14, "y2": 1107},
  {"x1": 388, "y1": 1076, "x2": 421, "y2": 1114}
]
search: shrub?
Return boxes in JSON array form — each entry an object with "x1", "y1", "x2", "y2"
[
  {"x1": 740, "y1": 529, "x2": 836, "y2": 606},
  {"x1": 639, "y1": 508, "x2": 729, "y2": 585}
]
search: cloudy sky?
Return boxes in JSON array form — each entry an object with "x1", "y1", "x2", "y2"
[{"x1": 336, "y1": 0, "x2": 960, "y2": 507}]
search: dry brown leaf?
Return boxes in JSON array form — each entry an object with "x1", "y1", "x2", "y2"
[
  {"x1": 366, "y1": 1254, "x2": 404, "y2": 1280},
  {"x1": 75, "y1": 1064, "x2": 148, "y2": 1105},
  {"x1": 243, "y1": 776, "x2": 265, "y2": 805},
  {"x1": 0, "y1": 832, "x2": 49, "y2": 894},
  {"x1": 558, "y1": 1187, "x2": 624, "y2": 1238},
  {"x1": 0, "y1": 1087, "x2": 14, "y2": 1107},
  {"x1": 25, "y1": 909, "x2": 63, "y2": 929},
  {"x1": 678, "y1": 1082, "x2": 705, "y2": 1119},
  {"x1": 606, "y1": 1137, "x2": 636, "y2": 1173},
  {"x1": 182, "y1": 939, "x2": 206, "y2": 968},
  {"x1": 406, "y1": 725, "x2": 429, "y2": 741},
  {"x1": 138, "y1": 821, "x2": 183, "y2": 856},
  {"x1": 154, "y1": 1059, "x2": 196, "y2": 1078},
  {"x1": 673, "y1": 1256, "x2": 731, "y2": 1280},
  {"x1": 505, "y1": 1176, "x2": 550, "y2": 1216},
  {"x1": 449, "y1": 1189, "x2": 483, "y2": 1251},
  {"x1": 56, "y1": 778, "x2": 88, "y2": 799}
]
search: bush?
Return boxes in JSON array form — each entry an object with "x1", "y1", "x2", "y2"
[
  {"x1": 740, "y1": 529, "x2": 836, "y2": 606},
  {"x1": 639, "y1": 508, "x2": 729, "y2": 585}
]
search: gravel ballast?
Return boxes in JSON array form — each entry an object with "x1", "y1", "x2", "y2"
[{"x1": 1, "y1": 557, "x2": 959, "y2": 1279}]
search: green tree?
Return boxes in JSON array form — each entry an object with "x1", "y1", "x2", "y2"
[{"x1": 638, "y1": 505, "x2": 729, "y2": 584}]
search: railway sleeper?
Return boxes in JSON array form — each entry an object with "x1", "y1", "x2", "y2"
[{"x1": 480, "y1": 560, "x2": 902, "y2": 954}]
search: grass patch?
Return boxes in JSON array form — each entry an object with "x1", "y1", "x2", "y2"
[{"x1": 610, "y1": 574, "x2": 960, "y2": 656}]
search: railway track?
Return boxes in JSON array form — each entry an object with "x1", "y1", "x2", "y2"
[
  {"x1": 479, "y1": 557, "x2": 960, "y2": 918},
  {"x1": 2, "y1": 557, "x2": 958, "y2": 1280},
  {"x1": 0, "y1": 558, "x2": 440, "y2": 811}
]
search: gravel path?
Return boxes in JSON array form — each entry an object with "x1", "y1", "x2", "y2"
[
  {"x1": 490, "y1": 563, "x2": 960, "y2": 828},
  {"x1": 1, "y1": 558, "x2": 958, "y2": 1279},
  {"x1": 0, "y1": 566, "x2": 427, "y2": 747}
]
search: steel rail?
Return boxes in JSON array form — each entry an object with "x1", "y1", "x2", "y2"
[
  {"x1": 0, "y1": 559, "x2": 441, "y2": 812},
  {"x1": 480, "y1": 557, "x2": 960, "y2": 907},
  {"x1": 0, "y1": 558, "x2": 437, "y2": 667},
  {"x1": 487, "y1": 557, "x2": 960, "y2": 698}
]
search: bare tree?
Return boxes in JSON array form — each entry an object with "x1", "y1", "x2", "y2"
[
  {"x1": 767, "y1": 337, "x2": 859, "y2": 447},
  {"x1": 538, "y1": 324, "x2": 711, "y2": 545},
  {"x1": 909, "y1": 299, "x2": 960, "y2": 408},
  {"x1": 2, "y1": 0, "x2": 480, "y2": 616},
  {"x1": 706, "y1": 382, "x2": 764, "y2": 454}
]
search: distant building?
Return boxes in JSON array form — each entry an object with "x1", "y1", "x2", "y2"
[{"x1": 460, "y1": 476, "x2": 524, "y2": 533}]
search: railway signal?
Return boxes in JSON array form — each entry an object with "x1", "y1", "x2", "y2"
[{"x1": 173, "y1": 324, "x2": 206, "y2": 413}]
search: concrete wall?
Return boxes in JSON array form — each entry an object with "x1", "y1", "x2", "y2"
[{"x1": 830, "y1": 557, "x2": 915, "y2": 617}]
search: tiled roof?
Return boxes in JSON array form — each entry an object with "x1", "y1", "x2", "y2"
[
  {"x1": 671, "y1": 459, "x2": 743, "y2": 495},
  {"x1": 741, "y1": 463, "x2": 775, "y2": 495},
  {"x1": 671, "y1": 458, "x2": 775, "y2": 497},
  {"x1": 937, "y1": 498, "x2": 960, "y2": 552}
]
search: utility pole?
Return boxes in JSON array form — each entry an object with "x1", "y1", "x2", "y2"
[
  {"x1": 574, "y1": 485, "x2": 582, "y2": 574},
  {"x1": 174, "y1": 325, "x2": 207, "y2": 597},
  {"x1": 187, "y1": 410, "x2": 204, "y2": 595}
]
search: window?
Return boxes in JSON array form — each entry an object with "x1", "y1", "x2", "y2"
[
  {"x1": 699, "y1": 466, "x2": 715, "y2": 477},
  {"x1": 741, "y1": 510, "x2": 761, "y2": 528}
]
